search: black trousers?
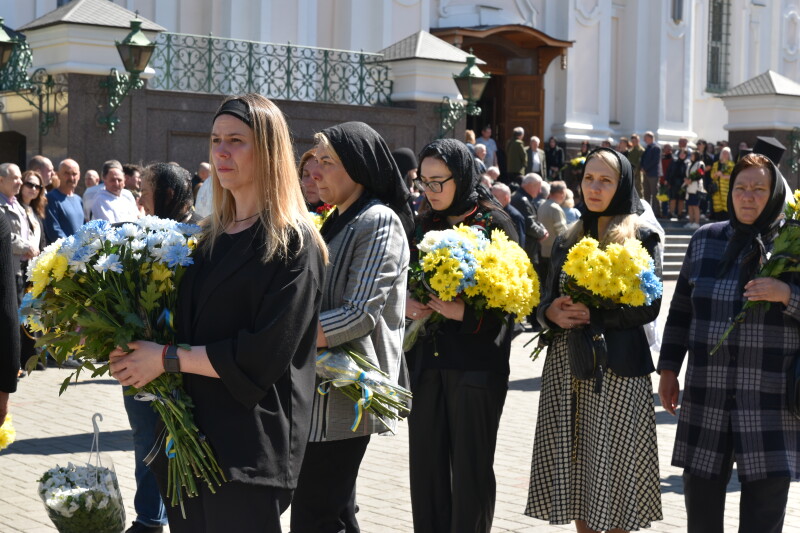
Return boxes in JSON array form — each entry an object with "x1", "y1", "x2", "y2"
[
  {"x1": 408, "y1": 368, "x2": 508, "y2": 533},
  {"x1": 165, "y1": 480, "x2": 292, "y2": 533},
  {"x1": 290, "y1": 435, "x2": 371, "y2": 533},
  {"x1": 683, "y1": 436, "x2": 790, "y2": 533}
]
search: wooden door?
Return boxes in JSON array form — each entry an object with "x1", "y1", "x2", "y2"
[{"x1": 503, "y1": 75, "x2": 544, "y2": 143}]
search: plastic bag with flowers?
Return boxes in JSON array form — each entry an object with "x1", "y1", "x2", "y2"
[
  {"x1": 404, "y1": 224, "x2": 539, "y2": 351},
  {"x1": 316, "y1": 346, "x2": 412, "y2": 432},
  {"x1": 529, "y1": 236, "x2": 663, "y2": 359},
  {"x1": 38, "y1": 414, "x2": 125, "y2": 533},
  {"x1": 19, "y1": 217, "x2": 225, "y2": 513},
  {"x1": 710, "y1": 189, "x2": 800, "y2": 355}
]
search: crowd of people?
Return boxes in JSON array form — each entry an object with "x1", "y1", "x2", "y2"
[{"x1": 0, "y1": 100, "x2": 798, "y2": 533}]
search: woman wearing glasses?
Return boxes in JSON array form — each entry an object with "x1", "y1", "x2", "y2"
[
  {"x1": 405, "y1": 139, "x2": 519, "y2": 533},
  {"x1": 16, "y1": 170, "x2": 46, "y2": 371}
]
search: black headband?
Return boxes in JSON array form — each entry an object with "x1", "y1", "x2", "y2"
[{"x1": 213, "y1": 98, "x2": 252, "y2": 127}]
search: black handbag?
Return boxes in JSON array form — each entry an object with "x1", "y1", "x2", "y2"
[
  {"x1": 788, "y1": 355, "x2": 800, "y2": 420},
  {"x1": 566, "y1": 322, "x2": 607, "y2": 393}
]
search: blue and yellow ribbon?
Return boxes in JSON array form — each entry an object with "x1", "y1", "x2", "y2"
[{"x1": 165, "y1": 434, "x2": 176, "y2": 459}]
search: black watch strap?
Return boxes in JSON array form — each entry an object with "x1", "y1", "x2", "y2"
[{"x1": 164, "y1": 345, "x2": 181, "y2": 374}]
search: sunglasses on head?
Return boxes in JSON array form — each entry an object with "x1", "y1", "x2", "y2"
[{"x1": 23, "y1": 182, "x2": 43, "y2": 191}]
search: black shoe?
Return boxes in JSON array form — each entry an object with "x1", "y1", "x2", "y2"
[{"x1": 125, "y1": 522, "x2": 164, "y2": 533}]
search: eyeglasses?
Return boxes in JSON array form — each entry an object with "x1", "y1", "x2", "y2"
[
  {"x1": 413, "y1": 176, "x2": 453, "y2": 193},
  {"x1": 23, "y1": 182, "x2": 43, "y2": 191}
]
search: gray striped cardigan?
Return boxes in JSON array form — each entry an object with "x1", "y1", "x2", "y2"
[{"x1": 309, "y1": 199, "x2": 410, "y2": 441}]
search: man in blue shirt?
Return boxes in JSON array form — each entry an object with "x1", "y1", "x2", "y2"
[{"x1": 44, "y1": 159, "x2": 84, "y2": 242}]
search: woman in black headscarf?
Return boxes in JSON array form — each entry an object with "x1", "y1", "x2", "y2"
[
  {"x1": 526, "y1": 148, "x2": 664, "y2": 532},
  {"x1": 658, "y1": 153, "x2": 800, "y2": 533},
  {"x1": 290, "y1": 122, "x2": 412, "y2": 533},
  {"x1": 405, "y1": 138, "x2": 519, "y2": 533}
]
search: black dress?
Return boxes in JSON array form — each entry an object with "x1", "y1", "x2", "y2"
[{"x1": 153, "y1": 224, "x2": 325, "y2": 532}]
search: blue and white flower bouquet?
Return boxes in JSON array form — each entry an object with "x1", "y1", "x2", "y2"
[{"x1": 20, "y1": 217, "x2": 225, "y2": 512}]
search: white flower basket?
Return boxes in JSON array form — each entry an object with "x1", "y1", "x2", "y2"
[{"x1": 37, "y1": 414, "x2": 125, "y2": 533}]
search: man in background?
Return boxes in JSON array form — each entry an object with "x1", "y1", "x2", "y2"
[
  {"x1": 90, "y1": 160, "x2": 139, "y2": 222},
  {"x1": 44, "y1": 159, "x2": 84, "y2": 242},
  {"x1": 28, "y1": 155, "x2": 57, "y2": 191}
]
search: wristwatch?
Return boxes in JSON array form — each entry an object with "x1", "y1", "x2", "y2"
[{"x1": 163, "y1": 345, "x2": 181, "y2": 374}]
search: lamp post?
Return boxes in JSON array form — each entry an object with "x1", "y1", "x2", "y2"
[
  {"x1": 99, "y1": 18, "x2": 156, "y2": 134},
  {"x1": 438, "y1": 54, "x2": 490, "y2": 138}
]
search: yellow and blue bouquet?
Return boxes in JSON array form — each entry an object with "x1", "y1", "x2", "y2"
[
  {"x1": 711, "y1": 189, "x2": 800, "y2": 355},
  {"x1": 404, "y1": 224, "x2": 539, "y2": 351},
  {"x1": 529, "y1": 236, "x2": 662, "y2": 358},
  {"x1": 19, "y1": 217, "x2": 225, "y2": 513}
]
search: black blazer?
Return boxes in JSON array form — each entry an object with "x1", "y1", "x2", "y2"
[
  {"x1": 0, "y1": 214, "x2": 19, "y2": 394},
  {"x1": 174, "y1": 225, "x2": 325, "y2": 489},
  {"x1": 538, "y1": 225, "x2": 662, "y2": 377}
]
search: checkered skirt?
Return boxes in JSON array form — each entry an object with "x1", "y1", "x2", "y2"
[{"x1": 525, "y1": 333, "x2": 663, "y2": 531}]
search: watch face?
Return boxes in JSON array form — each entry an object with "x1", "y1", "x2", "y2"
[{"x1": 165, "y1": 346, "x2": 180, "y2": 373}]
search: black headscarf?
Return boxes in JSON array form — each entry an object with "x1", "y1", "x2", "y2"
[
  {"x1": 716, "y1": 157, "x2": 786, "y2": 290},
  {"x1": 318, "y1": 122, "x2": 414, "y2": 242},
  {"x1": 577, "y1": 147, "x2": 644, "y2": 239},
  {"x1": 391, "y1": 148, "x2": 418, "y2": 179},
  {"x1": 417, "y1": 138, "x2": 498, "y2": 217}
]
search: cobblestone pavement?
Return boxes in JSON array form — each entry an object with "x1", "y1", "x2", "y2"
[{"x1": 1, "y1": 280, "x2": 799, "y2": 532}]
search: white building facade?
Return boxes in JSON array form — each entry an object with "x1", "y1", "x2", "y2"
[{"x1": 4, "y1": 0, "x2": 800, "y2": 146}]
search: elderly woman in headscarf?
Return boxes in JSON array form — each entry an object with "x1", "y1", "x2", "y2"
[
  {"x1": 526, "y1": 148, "x2": 663, "y2": 533},
  {"x1": 290, "y1": 122, "x2": 412, "y2": 533},
  {"x1": 405, "y1": 139, "x2": 519, "y2": 533},
  {"x1": 658, "y1": 153, "x2": 800, "y2": 533}
]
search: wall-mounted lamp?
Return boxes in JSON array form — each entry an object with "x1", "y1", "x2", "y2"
[
  {"x1": 438, "y1": 55, "x2": 490, "y2": 138},
  {"x1": 98, "y1": 18, "x2": 155, "y2": 134},
  {"x1": 0, "y1": 18, "x2": 67, "y2": 150}
]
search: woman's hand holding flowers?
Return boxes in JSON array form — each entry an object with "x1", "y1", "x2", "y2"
[
  {"x1": 109, "y1": 340, "x2": 165, "y2": 389},
  {"x1": 744, "y1": 278, "x2": 791, "y2": 306},
  {"x1": 406, "y1": 296, "x2": 434, "y2": 321},
  {"x1": 426, "y1": 294, "x2": 465, "y2": 321},
  {"x1": 545, "y1": 296, "x2": 590, "y2": 330}
]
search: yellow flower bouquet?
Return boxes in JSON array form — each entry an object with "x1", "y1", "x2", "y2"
[
  {"x1": 405, "y1": 224, "x2": 539, "y2": 351},
  {"x1": 529, "y1": 236, "x2": 662, "y2": 358}
]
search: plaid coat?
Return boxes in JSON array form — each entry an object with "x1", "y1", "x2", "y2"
[{"x1": 659, "y1": 221, "x2": 800, "y2": 481}]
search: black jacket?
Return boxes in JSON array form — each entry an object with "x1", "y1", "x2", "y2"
[
  {"x1": 510, "y1": 188, "x2": 547, "y2": 264},
  {"x1": 0, "y1": 215, "x2": 19, "y2": 394},
  {"x1": 173, "y1": 225, "x2": 325, "y2": 488},
  {"x1": 537, "y1": 225, "x2": 662, "y2": 377}
]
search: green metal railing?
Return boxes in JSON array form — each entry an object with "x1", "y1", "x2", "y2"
[{"x1": 148, "y1": 32, "x2": 393, "y2": 106}]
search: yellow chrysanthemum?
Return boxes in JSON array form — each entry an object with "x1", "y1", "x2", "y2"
[
  {"x1": 50, "y1": 254, "x2": 69, "y2": 281},
  {"x1": 0, "y1": 414, "x2": 16, "y2": 450}
]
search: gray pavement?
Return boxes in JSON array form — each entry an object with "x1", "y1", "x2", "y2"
[{"x1": 1, "y1": 279, "x2": 799, "y2": 532}]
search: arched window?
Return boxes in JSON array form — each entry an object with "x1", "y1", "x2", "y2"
[{"x1": 707, "y1": 0, "x2": 730, "y2": 92}]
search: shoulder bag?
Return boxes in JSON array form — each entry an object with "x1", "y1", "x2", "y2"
[
  {"x1": 788, "y1": 354, "x2": 800, "y2": 419},
  {"x1": 566, "y1": 321, "x2": 607, "y2": 394}
]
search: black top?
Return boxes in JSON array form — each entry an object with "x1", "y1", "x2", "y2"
[
  {"x1": 0, "y1": 214, "x2": 19, "y2": 393},
  {"x1": 176, "y1": 225, "x2": 325, "y2": 488},
  {"x1": 409, "y1": 204, "x2": 519, "y2": 375}
]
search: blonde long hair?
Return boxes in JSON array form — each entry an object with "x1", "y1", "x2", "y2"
[{"x1": 202, "y1": 94, "x2": 328, "y2": 264}]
